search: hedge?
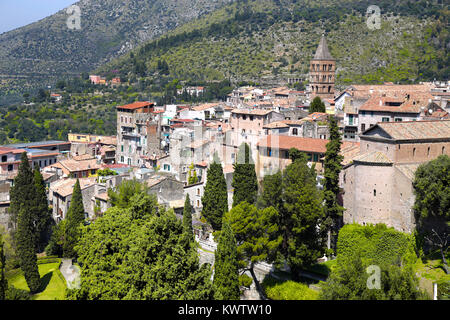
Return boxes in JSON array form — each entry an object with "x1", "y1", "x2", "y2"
[
  {"x1": 262, "y1": 276, "x2": 319, "y2": 300},
  {"x1": 37, "y1": 258, "x2": 61, "y2": 265},
  {"x1": 336, "y1": 223, "x2": 417, "y2": 267}
]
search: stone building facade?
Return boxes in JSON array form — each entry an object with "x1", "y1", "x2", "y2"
[
  {"x1": 116, "y1": 102, "x2": 163, "y2": 167},
  {"x1": 341, "y1": 120, "x2": 450, "y2": 233}
]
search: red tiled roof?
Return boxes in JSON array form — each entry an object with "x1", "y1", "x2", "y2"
[
  {"x1": 257, "y1": 135, "x2": 329, "y2": 153},
  {"x1": 116, "y1": 101, "x2": 154, "y2": 110}
]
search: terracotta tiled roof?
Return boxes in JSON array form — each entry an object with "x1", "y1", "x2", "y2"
[
  {"x1": 395, "y1": 163, "x2": 421, "y2": 181},
  {"x1": 51, "y1": 177, "x2": 97, "y2": 197},
  {"x1": 231, "y1": 109, "x2": 273, "y2": 116},
  {"x1": 51, "y1": 158, "x2": 102, "y2": 174},
  {"x1": 369, "y1": 120, "x2": 450, "y2": 140},
  {"x1": 116, "y1": 101, "x2": 154, "y2": 110},
  {"x1": 263, "y1": 121, "x2": 289, "y2": 129},
  {"x1": 353, "y1": 151, "x2": 393, "y2": 164},
  {"x1": 192, "y1": 103, "x2": 219, "y2": 111},
  {"x1": 257, "y1": 135, "x2": 329, "y2": 153}
]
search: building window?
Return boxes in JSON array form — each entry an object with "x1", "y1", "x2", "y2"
[
  {"x1": 7, "y1": 164, "x2": 13, "y2": 171},
  {"x1": 361, "y1": 124, "x2": 366, "y2": 132},
  {"x1": 373, "y1": 189, "x2": 376, "y2": 197},
  {"x1": 197, "y1": 188, "x2": 200, "y2": 195},
  {"x1": 243, "y1": 115, "x2": 247, "y2": 120},
  {"x1": 313, "y1": 154, "x2": 319, "y2": 162},
  {"x1": 197, "y1": 200, "x2": 200, "y2": 207},
  {"x1": 121, "y1": 145, "x2": 124, "y2": 152},
  {"x1": 267, "y1": 148, "x2": 272, "y2": 157},
  {"x1": 413, "y1": 148, "x2": 416, "y2": 157},
  {"x1": 395, "y1": 118, "x2": 402, "y2": 122},
  {"x1": 1, "y1": 155, "x2": 6, "y2": 162},
  {"x1": 427, "y1": 147, "x2": 430, "y2": 157},
  {"x1": 382, "y1": 117, "x2": 389, "y2": 122},
  {"x1": 442, "y1": 146, "x2": 445, "y2": 155},
  {"x1": 292, "y1": 128, "x2": 298, "y2": 135},
  {"x1": 120, "y1": 156, "x2": 124, "y2": 163}
]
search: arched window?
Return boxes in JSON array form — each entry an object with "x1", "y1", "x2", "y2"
[
  {"x1": 413, "y1": 147, "x2": 416, "y2": 157},
  {"x1": 443, "y1": 146, "x2": 445, "y2": 155},
  {"x1": 427, "y1": 147, "x2": 430, "y2": 157}
]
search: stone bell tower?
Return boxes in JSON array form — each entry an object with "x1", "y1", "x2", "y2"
[{"x1": 309, "y1": 35, "x2": 335, "y2": 100}]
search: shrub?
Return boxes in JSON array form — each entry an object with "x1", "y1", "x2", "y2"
[
  {"x1": 239, "y1": 274, "x2": 253, "y2": 288},
  {"x1": 262, "y1": 276, "x2": 318, "y2": 300},
  {"x1": 5, "y1": 285, "x2": 31, "y2": 300},
  {"x1": 337, "y1": 223, "x2": 416, "y2": 267}
]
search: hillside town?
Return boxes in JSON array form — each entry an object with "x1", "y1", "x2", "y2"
[{"x1": 1, "y1": 35, "x2": 449, "y2": 301}]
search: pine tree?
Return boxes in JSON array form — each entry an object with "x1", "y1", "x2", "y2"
[
  {"x1": 213, "y1": 221, "x2": 240, "y2": 300},
  {"x1": 0, "y1": 234, "x2": 7, "y2": 300},
  {"x1": 323, "y1": 115, "x2": 344, "y2": 254},
  {"x1": 201, "y1": 161, "x2": 228, "y2": 231},
  {"x1": 232, "y1": 143, "x2": 258, "y2": 207},
  {"x1": 63, "y1": 179, "x2": 85, "y2": 258},
  {"x1": 183, "y1": 194, "x2": 193, "y2": 237},
  {"x1": 17, "y1": 207, "x2": 41, "y2": 293},
  {"x1": 33, "y1": 169, "x2": 53, "y2": 252}
]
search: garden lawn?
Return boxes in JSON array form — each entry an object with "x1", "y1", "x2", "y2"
[{"x1": 6, "y1": 262, "x2": 67, "y2": 300}]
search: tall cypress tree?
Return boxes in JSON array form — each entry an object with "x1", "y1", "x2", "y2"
[
  {"x1": 201, "y1": 161, "x2": 228, "y2": 231},
  {"x1": 232, "y1": 143, "x2": 258, "y2": 207},
  {"x1": 11, "y1": 153, "x2": 41, "y2": 292},
  {"x1": 63, "y1": 179, "x2": 85, "y2": 258},
  {"x1": 213, "y1": 221, "x2": 240, "y2": 300},
  {"x1": 33, "y1": 169, "x2": 53, "y2": 252},
  {"x1": 17, "y1": 207, "x2": 41, "y2": 293},
  {"x1": 323, "y1": 115, "x2": 344, "y2": 254},
  {"x1": 0, "y1": 234, "x2": 7, "y2": 300},
  {"x1": 183, "y1": 194, "x2": 193, "y2": 237}
]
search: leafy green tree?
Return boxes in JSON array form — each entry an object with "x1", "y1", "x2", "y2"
[
  {"x1": 45, "y1": 220, "x2": 67, "y2": 257},
  {"x1": 232, "y1": 143, "x2": 258, "y2": 207},
  {"x1": 320, "y1": 251, "x2": 428, "y2": 300},
  {"x1": 33, "y1": 169, "x2": 54, "y2": 252},
  {"x1": 309, "y1": 96, "x2": 326, "y2": 113},
  {"x1": 202, "y1": 161, "x2": 228, "y2": 231},
  {"x1": 323, "y1": 115, "x2": 344, "y2": 254},
  {"x1": 257, "y1": 170, "x2": 283, "y2": 212},
  {"x1": 213, "y1": 221, "x2": 240, "y2": 300},
  {"x1": 69, "y1": 194, "x2": 213, "y2": 300},
  {"x1": 225, "y1": 202, "x2": 281, "y2": 300},
  {"x1": 63, "y1": 179, "x2": 85, "y2": 258},
  {"x1": 0, "y1": 234, "x2": 7, "y2": 300},
  {"x1": 187, "y1": 163, "x2": 199, "y2": 185},
  {"x1": 281, "y1": 153, "x2": 326, "y2": 280},
  {"x1": 183, "y1": 194, "x2": 193, "y2": 237},
  {"x1": 413, "y1": 154, "x2": 450, "y2": 274},
  {"x1": 288, "y1": 147, "x2": 304, "y2": 163},
  {"x1": 107, "y1": 179, "x2": 147, "y2": 208}
]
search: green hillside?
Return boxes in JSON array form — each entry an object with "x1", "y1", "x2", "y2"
[
  {"x1": 0, "y1": 0, "x2": 233, "y2": 105},
  {"x1": 99, "y1": 0, "x2": 449, "y2": 87}
]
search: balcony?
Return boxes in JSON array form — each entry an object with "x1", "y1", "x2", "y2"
[{"x1": 121, "y1": 131, "x2": 140, "y2": 138}]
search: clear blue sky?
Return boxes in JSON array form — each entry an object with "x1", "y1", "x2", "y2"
[{"x1": 0, "y1": 0, "x2": 77, "y2": 34}]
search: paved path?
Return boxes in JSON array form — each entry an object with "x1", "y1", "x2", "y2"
[{"x1": 60, "y1": 258, "x2": 80, "y2": 289}]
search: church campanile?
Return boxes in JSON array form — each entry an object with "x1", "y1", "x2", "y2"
[{"x1": 309, "y1": 35, "x2": 335, "y2": 100}]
